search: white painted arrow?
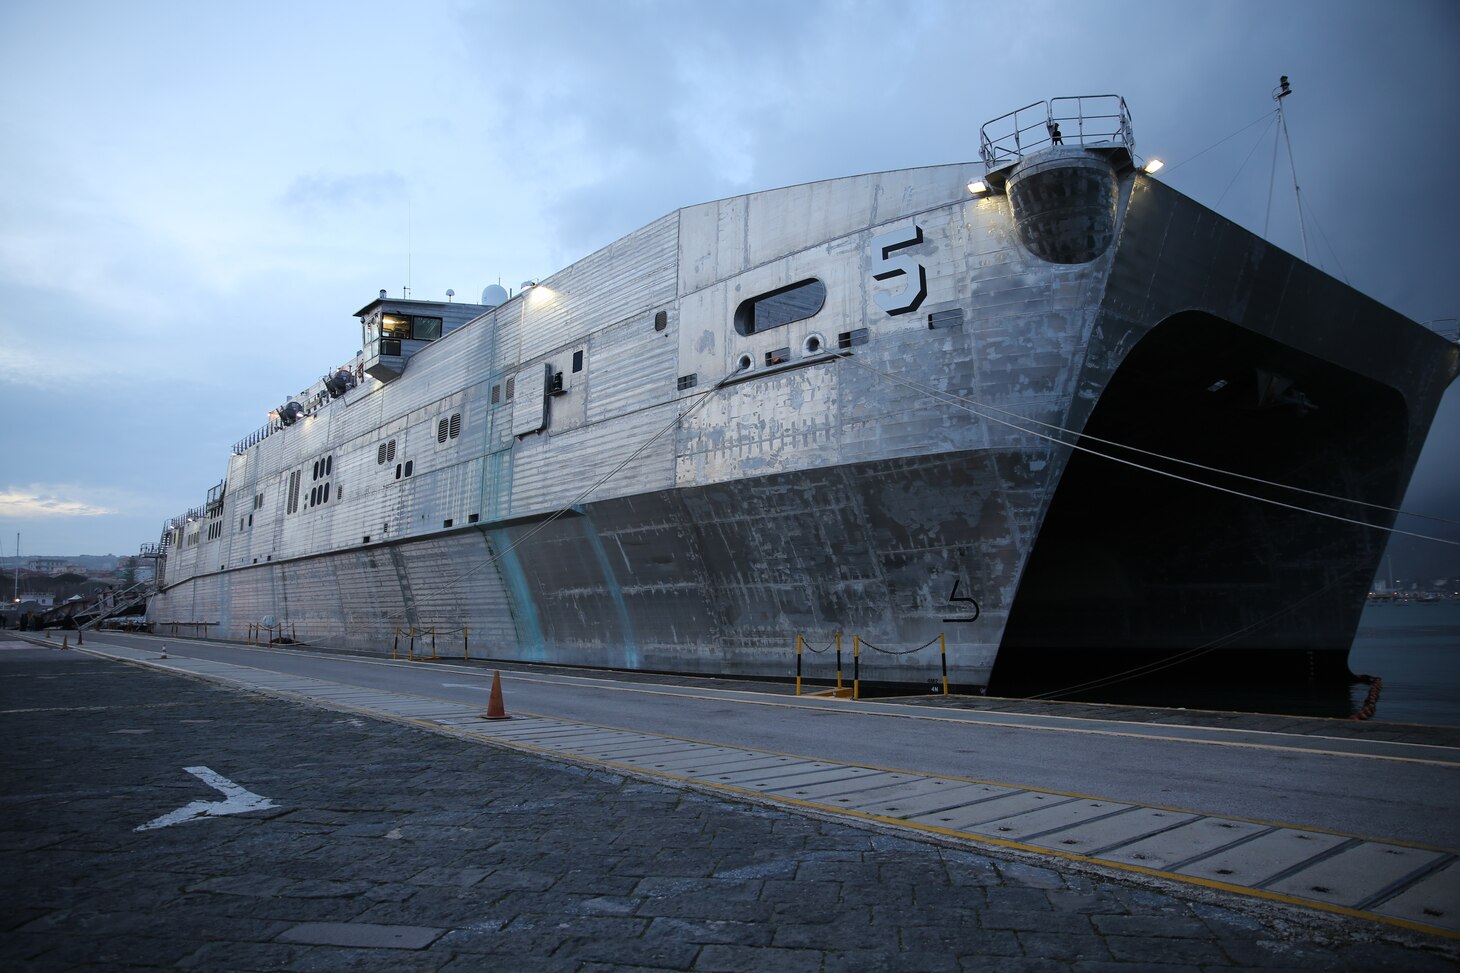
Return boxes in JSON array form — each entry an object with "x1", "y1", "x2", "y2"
[{"x1": 135, "y1": 766, "x2": 279, "y2": 832}]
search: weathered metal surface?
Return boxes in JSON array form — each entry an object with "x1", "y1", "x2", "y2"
[{"x1": 150, "y1": 139, "x2": 1458, "y2": 689}]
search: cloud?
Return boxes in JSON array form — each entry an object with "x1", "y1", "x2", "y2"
[
  {"x1": 0, "y1": 488, "x2": 117, "y2": 518},
  {"x1": 279, "y1": 171, "x2": 408, "y2": 214}
]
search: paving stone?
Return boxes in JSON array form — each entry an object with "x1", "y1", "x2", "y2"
[
  {"x1": 2, "y1": 647, "x2": 1454, "y2": 973},
  {"x1": 1090, "y1": 914, "x2": 1213, "y2": 939},
  {"x1": 554, "y1": 936, "x2": 702, "y2": 969},
  {"x1": 177, "y1": 940, "x2": 311, "y2": 970},
  {"x1": 824, "y1": 946, "x2": 961, "y2": 972},
  {"x1": 1104, "y1": 934, "x2": 1232, "y2": 965},
  {"x1": 643, "y1": 916, "x2": 773, "y2": 946},
  {"x1": 694, "y1": 943, "x2": 826, "y2": 972},
  {"x1": 1016, "y1": 931, "x2": 1114, "y2": 962}
]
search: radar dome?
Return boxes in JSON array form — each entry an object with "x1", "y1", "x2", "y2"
[{"x1": 481, "y1": 284, "x2": 509, "y2": 308}]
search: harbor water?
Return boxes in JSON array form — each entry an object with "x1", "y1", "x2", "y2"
[{"x1": 1349, "y1": 599, "x2": 1460, "y2": 726}]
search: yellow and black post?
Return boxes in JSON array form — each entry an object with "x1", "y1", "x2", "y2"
[
  {"x1": 392, "y1": 628, "x2": 400, "y2": 660},
  {"x1": 430, "y1": 626, "x2": 438, "y2": 660},
  {"x1": 853, "y1": 635, "x2": 861, "y2": 700},
  {"x1": 795, "y1": 634, "x2": 803, "y2": 696},
  {"x1": 408, "y1": 626, "x2": 416, "y2": 661},
  {"x1": 463, "y1": 626, "x2": 470, "y2": 660},
  {"x1": 940, "y1": 632, "x2": 949, "y2": 695},
  {"x1": 835, "y1": 632, "x2": 843, "y2": 692}
]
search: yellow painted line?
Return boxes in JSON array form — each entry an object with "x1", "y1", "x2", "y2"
[{"x1": 430, "y1": 718, "x2": 1458, "y2": 942}]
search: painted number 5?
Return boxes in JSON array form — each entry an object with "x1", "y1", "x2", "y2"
[{"x1": 870, "y1": 224, "x2": 927, "y2": 315}]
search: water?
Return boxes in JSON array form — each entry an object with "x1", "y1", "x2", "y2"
[{"x1": 1348, "y1": 600, "x2": 1460, "y2": 726}]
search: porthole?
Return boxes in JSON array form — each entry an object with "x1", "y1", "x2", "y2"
[
  {"x1": 736, "y1": 353, "x2": 754, "y2": 372},
  {"x1": 653, "y1": 310, "x2": 668, "y2": 332},
  {"x1": 802, "y1": 333, "x2": 825, "y2": 356}
]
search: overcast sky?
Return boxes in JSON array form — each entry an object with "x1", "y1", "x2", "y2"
[{"x1": 2, "y1": 0, "x2": 1456, "y2": 578}]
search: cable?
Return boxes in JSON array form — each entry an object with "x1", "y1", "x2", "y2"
[
  {"x1": 839, "y1": 355, "x2": 1459, "y2": 547},
  {"x1": 1160, "y1": 110, "x2": 1277, "y2": 177},
  {"x1": 1215, "y1": 113, "x2": 1278, "y2": 210},
  {"x1": 888, "y1": 370, "x2": 1460, "y2": 529}
]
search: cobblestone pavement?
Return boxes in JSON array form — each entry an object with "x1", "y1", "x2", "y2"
[{"x1": 2, "y1": 645, "x2": 1455, "y2": 972}]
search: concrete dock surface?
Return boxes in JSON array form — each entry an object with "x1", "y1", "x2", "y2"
[{"x1": 2, "y1": 634, "x2": 1457, "y2": 971}]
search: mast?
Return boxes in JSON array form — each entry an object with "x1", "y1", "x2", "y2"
[{"x1": 1273, "y1": 75, "x2": 1310, "y2": 262}]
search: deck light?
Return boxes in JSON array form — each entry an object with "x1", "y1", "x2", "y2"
[
  {"x1": 1143, "y1": 159, "x2": 1165, "y2": 174},
  {"x1": 966, "y1": 180, "x2": 989, "y2": 195}
]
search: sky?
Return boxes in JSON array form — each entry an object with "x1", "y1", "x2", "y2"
[{"x1": 1, "y1": 0, "x2": 1457, "y2": 579}]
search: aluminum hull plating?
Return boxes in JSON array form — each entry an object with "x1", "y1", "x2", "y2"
[{"x1": 149, "y1": 151, "x2": 1457, "y2": 689}]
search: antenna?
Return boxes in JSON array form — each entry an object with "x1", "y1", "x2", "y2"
[{"x1": 404, "y1": 197, "x2": 412, "y2": 298}]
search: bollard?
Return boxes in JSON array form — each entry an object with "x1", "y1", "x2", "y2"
[
  {"x1": 835, "y1": 632, "x2": 843, "y2": 692},
  {"x1": 392, "y1": 628, "x2": 400, "y2": 660},
  {"x1": 409, "y1": 626, "x2": 417, "y2": 662},
  {"x1": 940, "y1": 632, "x2": 949, "y2": 695},
  {"x1": 62, "y1": 635, "x2": 69, "y2": 649},
  {"x1": 463, "y1": 626, "x2": 470, "y2": 661},
  {"x1": 853, "y1": 635, "x2": 861, "y2": 700},
  {"x1": 76, "y1": 628, "x2": 83, "y2": 646},
  {"x1": 795, "y1": 634, "x2": 803, "y2": 696},
  {"x1": 430, "y1": 627, "x2": 438, "y2": 660}
]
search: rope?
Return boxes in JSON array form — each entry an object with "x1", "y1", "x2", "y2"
[
  {"x1": 838, "y1": 355, "x2": 1460, "y2": 546},
  {"x1": 852, "y1": 634, "x2": 934, "y2": 654},
  {"x1": 1215, "y1": 112, "x2": 1279, "y2": 210},
  {"x1": 1161, "y1": 109, "x2": 1278, "y2": 178}
]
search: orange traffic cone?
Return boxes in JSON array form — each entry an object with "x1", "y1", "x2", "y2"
[
  {"x1": 159, "y1": 644, "x2": 169, "y2": 660},
  {"x1": 482, "y1": 670, "x2": 510, "y2": 720}
]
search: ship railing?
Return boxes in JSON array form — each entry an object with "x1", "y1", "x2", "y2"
[
  {"x1": 233, "y1": 419, "x2": 283, "y2": 455},
  {"x1": 232, "y1": 353, "x2": 366, "y2": 455},
  {"x1": 78, "y1": 578, "x2": 157, "y2": 631},
  {"x1": 792, "y1": 632, "x2": 950, "y2": 700},
  {"x1": 980, "y1": 94, "x2": 1133, "y2": 171}
]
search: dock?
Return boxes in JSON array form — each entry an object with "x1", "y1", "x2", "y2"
[{"x1": 3, "y1": 632, "x2": 1457, "y2": 970}]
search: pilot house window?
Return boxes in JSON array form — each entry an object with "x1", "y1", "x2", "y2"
[
  {"x1": 734, "y1": 279, "x2": 826, "y2": 336},
  {"x1": 379, "y1": 313, "x2": 443, "y2": 341}
]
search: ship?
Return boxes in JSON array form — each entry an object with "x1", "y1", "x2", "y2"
[{"x1": 147, "y1": 95, "x2": 1458, "y2": 695}]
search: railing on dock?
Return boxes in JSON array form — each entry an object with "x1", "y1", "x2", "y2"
[{"x1": 794, "y1": 632, "x2": 949, "y2": 700}]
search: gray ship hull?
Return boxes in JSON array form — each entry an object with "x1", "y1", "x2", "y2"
[{"x1": 149, "y1": 121, "x2": 1458, "y2": 691}]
